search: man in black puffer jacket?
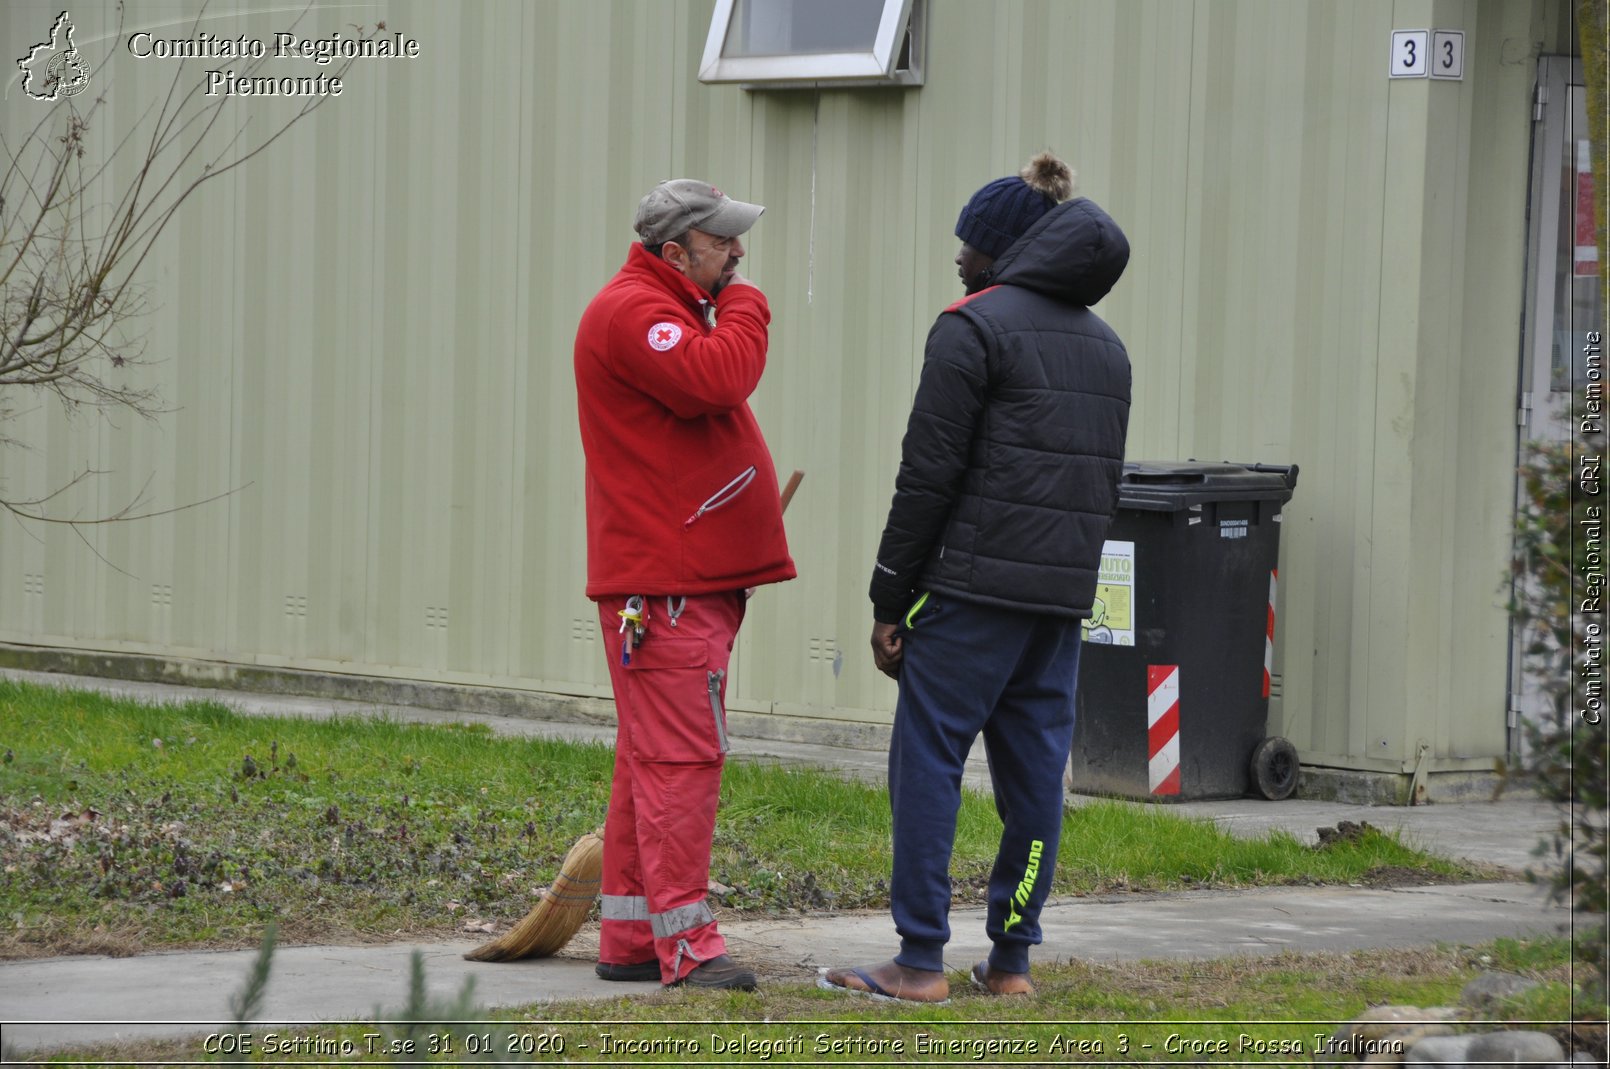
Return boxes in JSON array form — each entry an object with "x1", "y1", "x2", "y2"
[{"x1": 823, "y1": 153, "x2": 1130, "y2": 1005}]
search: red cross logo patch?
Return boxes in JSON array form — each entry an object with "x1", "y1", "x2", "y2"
[{"x1": 647, "y1": 322, "x2": 683, "y2": 351}]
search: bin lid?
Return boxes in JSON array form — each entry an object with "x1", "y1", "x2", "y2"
[{"x1": 1117, "y1": 460, "x2": 1299, "y2": 511}]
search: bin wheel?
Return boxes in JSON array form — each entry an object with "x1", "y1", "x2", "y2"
[{"x1": 1250, "y1": 736, "x2": 1299, "y2": 800}]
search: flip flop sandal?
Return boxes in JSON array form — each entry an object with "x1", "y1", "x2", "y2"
[
  {"x1": 816, "y1": 966, "x2": 950, "y2": 1005},
  {"x1": 969, "y1": 960, "x2": 1036, "y2": 996}
]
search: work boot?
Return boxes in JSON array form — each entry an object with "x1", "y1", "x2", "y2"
[
  {"x1": 669, "y1": 954, "x2": 757, "y2": 991},
  {"x1": 595, "y1": 960, "x2": 660, "y2": 982}
]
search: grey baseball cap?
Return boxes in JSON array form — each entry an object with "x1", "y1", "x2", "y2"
[{"x1": 634, "y1": 179, "x2": 765, "y2": 245}]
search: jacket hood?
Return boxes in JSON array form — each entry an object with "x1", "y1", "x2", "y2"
[{"x1": 984, "y1": 197, "x2": 1129, "y2": 307}]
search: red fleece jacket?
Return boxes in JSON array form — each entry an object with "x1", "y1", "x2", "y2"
[{"x1": 574, "y1": 244, "x2": 796, "y2": 598}]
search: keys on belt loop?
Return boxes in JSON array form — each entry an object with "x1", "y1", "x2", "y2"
[{"x1": 618, "y1": 595, "x2": 647, "y2": 665}]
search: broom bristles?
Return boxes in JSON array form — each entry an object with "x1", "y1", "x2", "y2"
[{"x1": 463, "y1": 828, "x2": 604, "y2": 962}]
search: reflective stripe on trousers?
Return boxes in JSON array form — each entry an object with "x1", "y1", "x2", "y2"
[
  {"x1": 600, "y1": 894, "x2": 650, "y2": 922},
  {"x1": 603, "y1": 896, "x2": 713, "y2": 940},
  {"x1": 649, "y1": 899, "x2": 715, "y2": 940}
]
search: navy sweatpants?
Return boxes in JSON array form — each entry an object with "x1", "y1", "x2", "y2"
[{"x1": 889, "y1": 593, "x2": 1081, "y2": 975}]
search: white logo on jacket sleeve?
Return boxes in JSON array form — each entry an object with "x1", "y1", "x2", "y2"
[{"x1": 647, "y1": 322, "x2": 683, "y2": 351}]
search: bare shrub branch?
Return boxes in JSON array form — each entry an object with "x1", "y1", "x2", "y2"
[{"x1": 1, "y1": 1, "x2": 383, "y2": 534}]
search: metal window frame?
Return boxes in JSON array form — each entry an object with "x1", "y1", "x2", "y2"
[{"x1": 698, "y1": 0, "x2": 923, "y2": 88}]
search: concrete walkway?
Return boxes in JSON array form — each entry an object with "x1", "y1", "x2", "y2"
[{"x1": 0, "y1": 667, "x2": 1575, "y2": 1056}]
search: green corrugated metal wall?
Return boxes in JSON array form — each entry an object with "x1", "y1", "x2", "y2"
[{"x1": 0, "y1": 0, "x2": 1575, "y2": 773}]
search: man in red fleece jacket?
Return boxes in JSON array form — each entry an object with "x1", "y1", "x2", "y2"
[{"x1": 573, "y1": 179, "x2": 796, "y2": 991}]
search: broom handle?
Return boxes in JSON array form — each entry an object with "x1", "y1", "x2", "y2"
[{"x1": 780, "y1": 469, "x2": 804, "y2": 514}]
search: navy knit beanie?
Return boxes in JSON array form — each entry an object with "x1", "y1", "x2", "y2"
[{"x1": 954, "y1": 151, "x2": 1077, "y2": 258}]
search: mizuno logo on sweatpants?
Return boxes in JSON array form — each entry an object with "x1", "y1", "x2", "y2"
[{"x1": 1003, "y1": 839, "x2": 1044, "y2": 932}]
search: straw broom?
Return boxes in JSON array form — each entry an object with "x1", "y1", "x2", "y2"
[
  {"x1": 463, "y1": 827, "x2": 604, "y2": 961},
  {"x1": 464, "y1": 470, "x2": 805, "y2": 962}
]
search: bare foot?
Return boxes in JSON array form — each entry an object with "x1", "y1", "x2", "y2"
[
  {"x1": 819, "y1": 959, "x2": 949, "y2": 1003},
  {"x1": 970, "y1": 960, "x2": 1036, "y2": 996}
]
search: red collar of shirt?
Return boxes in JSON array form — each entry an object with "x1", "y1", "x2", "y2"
[{"x1": 623, "y1": 242, "x2": 715, "y2": 316}]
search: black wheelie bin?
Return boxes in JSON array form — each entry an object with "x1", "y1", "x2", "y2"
[{"x1": 1069, "y1": 461, "x2": 1300, "y2": 801}]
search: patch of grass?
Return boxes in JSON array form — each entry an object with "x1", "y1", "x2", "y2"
[
  {"x1": 1477, "y1": 934, "x2": 1577, "y2": 975},
  {"x1": 1, "y1": 678, "x2": 1483, "y2": 957},
  {"x1": 0, "y1": 679, "x2": 613, "y2": 957},
  {"x1": 1459, "y1": 937, "x2": 1586, "y2": 1041},
  {"x1": 1054, "y1": 803, "x2": 1478, "y2": 890}
]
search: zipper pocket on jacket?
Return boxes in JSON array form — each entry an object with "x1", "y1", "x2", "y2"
[
  {"x1": 707, "y1": 669, "x2": 730, "y2": 754},
  {"x1": 684, "y1": 466, "x2": 757, "y2": 528}
]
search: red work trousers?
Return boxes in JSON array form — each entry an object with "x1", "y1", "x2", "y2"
[{"x1": 595, "y1": 591, "x2": 744, "y2": 983}]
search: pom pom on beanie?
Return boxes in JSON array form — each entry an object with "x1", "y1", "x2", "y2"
[{"x1": 954, "y1": 151, "x2": 1076, "y2": 259}]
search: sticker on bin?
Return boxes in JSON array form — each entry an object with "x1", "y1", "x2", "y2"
[
  {"x1": 1148, "y1": 665, "x2": 1181, "y2": 796},
  {"x1": 1083, "y1": 541, "x2": 1135, "y2": 645}
]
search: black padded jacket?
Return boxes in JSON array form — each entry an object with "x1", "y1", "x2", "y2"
[{"x1": 869, "y1": 197, "x2": 1132, "y2": 624}]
